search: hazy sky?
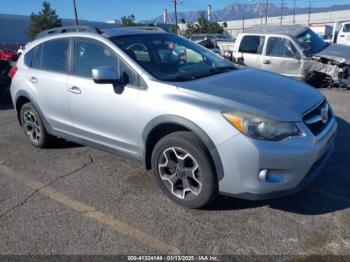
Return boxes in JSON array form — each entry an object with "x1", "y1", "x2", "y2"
[{"x1": 1, "y1": 0, "x2": 350, "y2": 22}]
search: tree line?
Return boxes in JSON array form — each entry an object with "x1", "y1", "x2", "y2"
[{"x1": 27, "y1": 1, "x2": 226, "y2": 40}]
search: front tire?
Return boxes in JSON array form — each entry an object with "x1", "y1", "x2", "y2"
[
  {"x1": 20, "y1": 102, "x2": 53, "y2": 148},
  {"x1": 151, "y1": 131, "x2": 218, "y2": 208}
]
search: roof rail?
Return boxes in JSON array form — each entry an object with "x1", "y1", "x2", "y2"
[
  {"x1": 120, "y1": 26, "x2": 166, "y2": 32},
  {"x1": 35, "y1": 26, "x2": 102, "y2": 40}
]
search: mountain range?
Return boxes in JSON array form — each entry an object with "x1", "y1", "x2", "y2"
[{"x1": 141, "y1": 3, "x2": 350, "y2": 24}]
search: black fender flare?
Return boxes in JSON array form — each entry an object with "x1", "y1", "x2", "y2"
[
  {"x1": 14, "y1": 90, "x2": 53, "y2": 133},
  {"x1": 142, "y1": 115, "x2": 224, "y2": 181}
]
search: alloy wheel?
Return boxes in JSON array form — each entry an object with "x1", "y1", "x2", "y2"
[
  {"x1": 23, "y1": 109, "x2": 41, "y2": 143},
  {"x1": 158, "y1": 147, "x2": 202, "y2": 199}
]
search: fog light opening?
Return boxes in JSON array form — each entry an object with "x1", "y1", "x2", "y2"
[{"x1": 258, "y1": 169, "x2": 270, "y2": 182}]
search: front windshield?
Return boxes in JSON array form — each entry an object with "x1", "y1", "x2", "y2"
[
  {"x1": 295, "y1": 29, "x2": 328, "y2": 56},
  {"x1": 111, "y1": 33, "x2": 235, "y2": 82}
]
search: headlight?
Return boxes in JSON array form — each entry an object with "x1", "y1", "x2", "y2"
[{"x1": 222, "y1": 110, "x2": 301, "y2": 141}]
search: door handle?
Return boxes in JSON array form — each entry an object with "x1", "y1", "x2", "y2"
[
  {"x1": 262, "y1": 59, "x2": 271, "y2": 64},
  {"x1": 68, "y1": 86, "x2": 81, "y2": 94},
  {"x1": 29, "y1": 77, "x2": 38, "y2": 84},
  {"x1": 339, "y1": 35, "x2": 345, "y2": 37}
]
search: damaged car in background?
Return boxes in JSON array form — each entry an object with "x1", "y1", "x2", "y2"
[{"x1": 232, "y1": 25, "x2": 350, "y2": 89}]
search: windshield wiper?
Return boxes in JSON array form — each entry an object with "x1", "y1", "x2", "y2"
[
  {"x1": 160, "y1": 66, "x2": 235, "y2": 82},
  {"x1": 192, "y1": 66, "x2": 235, "y2": 79}
]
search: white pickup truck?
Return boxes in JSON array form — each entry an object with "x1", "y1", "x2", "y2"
[
  {"x1": 332, "y1": 21, "x2": 350, "y2": 46},
  {"x1": 231, "y1": 25, "x2": 350, "y2": 88}
]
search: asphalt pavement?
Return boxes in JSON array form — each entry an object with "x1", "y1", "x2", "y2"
[{"x1": 0, "y1": 89, "x2": 349, "y2": 255}]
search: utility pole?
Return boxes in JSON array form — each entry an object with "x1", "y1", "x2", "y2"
[
  {"x1": 73, "y1": 0, "x2": 79, "y2": 26},
  {"x1": 280, "y1": 0, "x2": 284, "y2": 25},
  {"x1": 172, "y1": 0, "x2": 178, "y2": 35},
  {"x1": 242, "y1": 14, "x2": 245, "y2": 30},
  {"x1": 293, "y1": 0, "x2": 296, "y2": 25},
  {"x1": 308, "y1": 0, "x2": 312, "y2": 26},
  {"x1": 265, "y1": 0, "x2": 269, "y2": 25},
  {"x1": 260, "y1": 0, "x2": 264, "y2": 25}
]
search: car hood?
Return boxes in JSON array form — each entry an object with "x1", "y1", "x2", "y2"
[
  {"x1": 175, "y1": 68, "x2": 323, "y2": 121},
  {"x1": 314, "y1": 43, "x2": 350, "y2": 65}
]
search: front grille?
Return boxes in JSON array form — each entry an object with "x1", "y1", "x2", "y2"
[{"x1": 303, "y1": 99, "x2": 332, "y2": 136}]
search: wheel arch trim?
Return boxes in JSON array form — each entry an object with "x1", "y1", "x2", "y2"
[
  {"x1": 142, "y1": 115, "x2": 224, "y2": 181},
  {"x1": 14, "y1": 90, "x2": 53, "y2": 133}
]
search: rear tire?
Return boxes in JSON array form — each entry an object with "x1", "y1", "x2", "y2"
[
  {"x1": 20, "y1": 102, "x2": 53, "y2": 148},
  {"x1": 151, "y1": 131, "x2": 218, "y2": 209}
]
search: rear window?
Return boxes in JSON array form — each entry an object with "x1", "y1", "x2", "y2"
[
  {"x1": 24, "y1": 47, "x2": 36, "y2": 67},
  {"x1": 239, "y1": 35, "x2": 265, "y2": 54},
  {"x1": 41, "y1": 39, "x2": 69, "y2": 72},
  {"x1": 32, "y1": 45, "x2": 42, "y2": 69}
]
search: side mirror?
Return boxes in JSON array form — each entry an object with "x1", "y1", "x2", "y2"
[
  {"x1": 92, "y1": 66, "x2": 118, "y2": 84},
  {"x1": 92, "y1": 66, "x2": 130, "y2": 94}
]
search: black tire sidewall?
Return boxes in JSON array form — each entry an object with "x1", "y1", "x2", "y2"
[
  {"x1": 20, "y1": 102, "x2": 48, "y2": 148},
  {"x1": 151, "y1": 132, "x2": 218, "y2": 208}
]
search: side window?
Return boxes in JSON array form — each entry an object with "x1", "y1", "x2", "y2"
[
  {"x1": 74, "y1": 39, "x2": 139, "y2": 86},
  {"x1": 266, "y1": 37, "x2": 298, "y2": 58},
  {"x1": 343, "y1": 23, "x2": 350, "y2": 33},
  {"x1": 32, "y1": 44, "x2": 42, "y2": 69},
  {"x1": 74, "y1": 39, "x2": 118, "y2": 78},
  {"x1": 24, "y1": 47, "x2": 35, "y2": 67},
  {"x1": 41, "y1": 39, "x2": 69, "y2": 72},
  {"x1": 239, "y1": 35, "x2": 265, "y2": 54}
]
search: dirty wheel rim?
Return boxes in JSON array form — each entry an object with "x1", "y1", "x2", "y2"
[
  {"x1": 23, "y1": 109, "x2": 41, "y2": 143},
  {"x1": 158, "y1": 147, "x2": 202, "y2": 199}
]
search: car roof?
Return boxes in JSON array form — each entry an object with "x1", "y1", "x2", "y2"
[{"x1": 243, "y1": 25, "x2": 308, "y2": 37}]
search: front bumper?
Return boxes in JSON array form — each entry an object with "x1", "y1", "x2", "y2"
[{"x1": 216, "y1": 115, "x2": 337, "y2": 200}]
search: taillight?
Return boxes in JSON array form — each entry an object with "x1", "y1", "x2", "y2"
[{"x1": 9, "y1": 66, "x2": 17, "y2": 80}]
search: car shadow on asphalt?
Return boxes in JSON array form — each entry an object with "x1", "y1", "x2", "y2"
[{"x1": 207, "y1": 116, "x2": 350, "y2": 215}]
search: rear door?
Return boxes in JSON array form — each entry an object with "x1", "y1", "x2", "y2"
[
  {"x1": 28, "y1": 38, "x2": 73, "y2": 133},
  {"x1": 236, "y1": 35, "x2": 265, "y2": 68},
  {"x1": 337, "y1": 23, "x2": 350, "y2": 46},
  {"x1": 261, "y1": 36, "x2": 303, "y2": 79}
]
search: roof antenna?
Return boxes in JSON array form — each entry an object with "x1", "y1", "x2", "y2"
[{"x1": 73, "y1": 0, "x2": 79, "y2": 29}]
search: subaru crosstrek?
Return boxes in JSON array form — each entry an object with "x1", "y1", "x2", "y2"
[{"x1": 10, "y1": 26, "x2": 337, "y2": 208}]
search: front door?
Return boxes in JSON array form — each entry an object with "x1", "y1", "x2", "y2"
[
  {"x1": 261, "y1": 36, "x2": 303, "y2": 79},
  {"x1": 337, "y1": 23, "x2": 350, "y2": 46},
  {"x1": 67, "y1": 38, "x2": 140, "y2": 155}
]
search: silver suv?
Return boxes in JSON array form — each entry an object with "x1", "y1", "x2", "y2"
[{"x1": 11, "y1": 26, "x2": 337, "y2": 208}]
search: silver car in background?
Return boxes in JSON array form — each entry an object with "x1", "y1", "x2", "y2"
[{"x1": 10, "y1": 26, "x2": 337, "y2": 208}]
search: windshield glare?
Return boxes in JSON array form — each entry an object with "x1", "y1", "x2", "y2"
[
  {"x1": 295, "y1": 29, "x2": 328, "y2": 56},
  {"x1": 111, "y1": 34, "x2": 234, "y2": 82}
]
